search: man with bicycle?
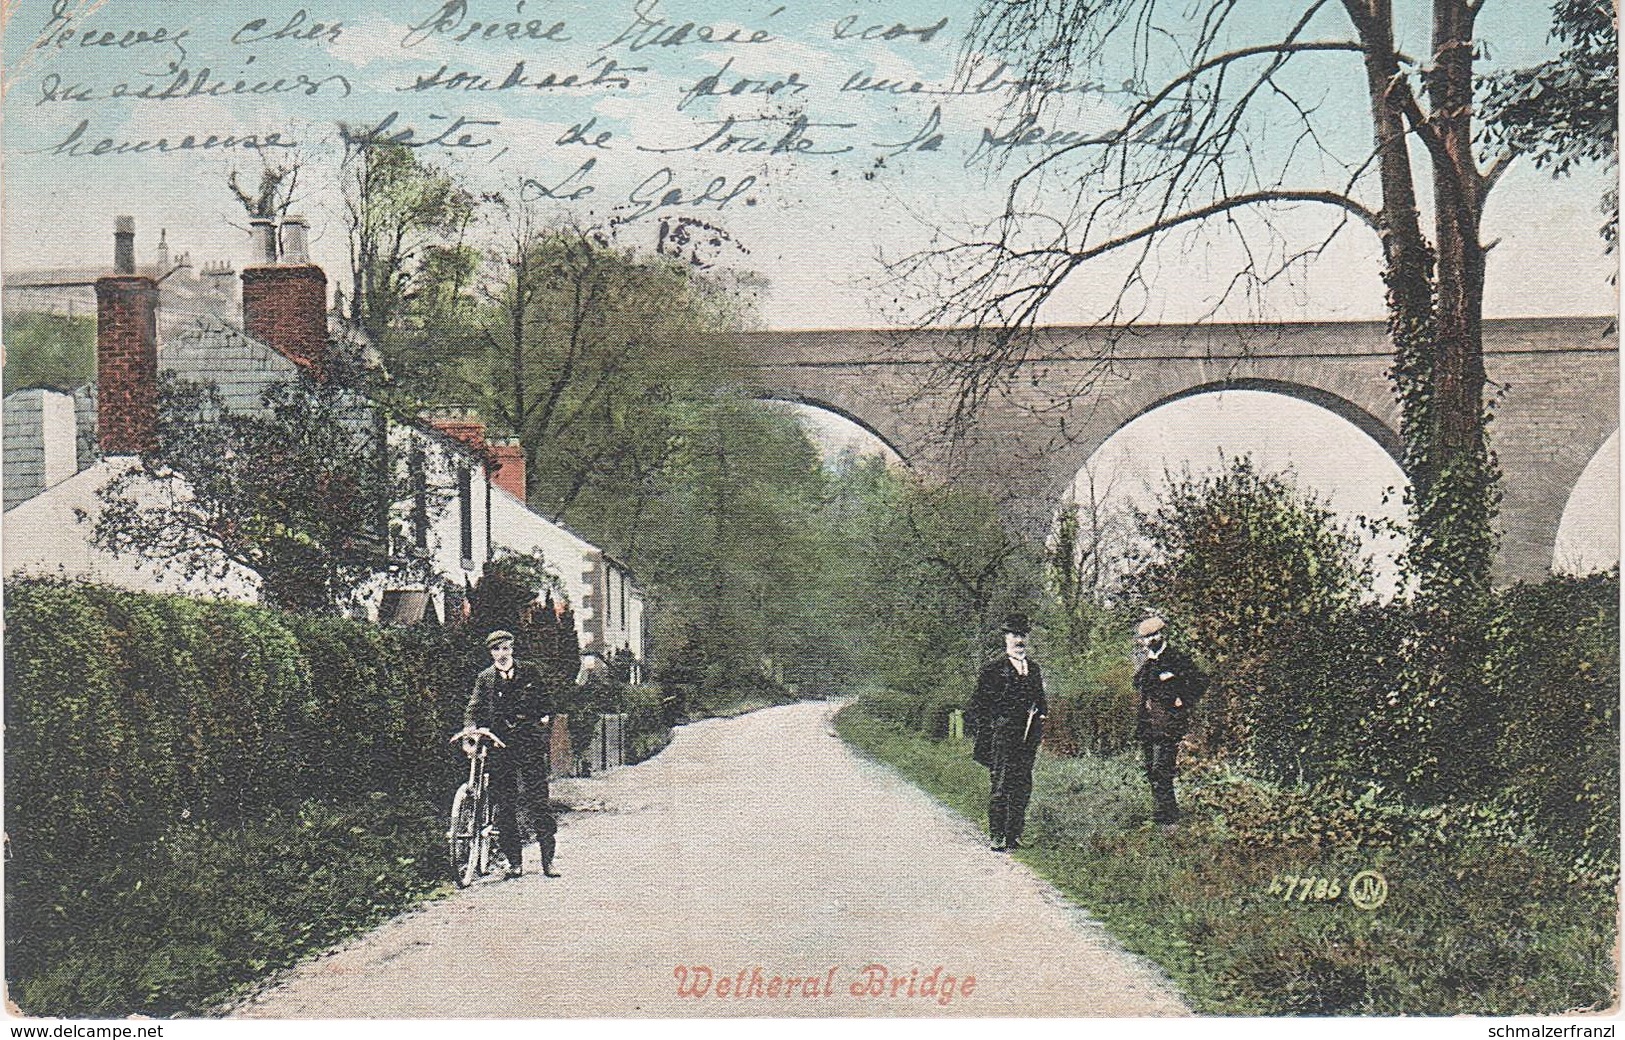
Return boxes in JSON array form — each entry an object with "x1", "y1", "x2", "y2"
[{"x1": 465, "y1": 630, "x2": 561, "y2": 878}]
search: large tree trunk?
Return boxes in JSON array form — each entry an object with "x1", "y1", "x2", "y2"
[
  {"x1": 1349, "y1": 0, "x2": 1498, "y2": 603},
  {"x1": 1421, "y1": 0, "x2": 1497, "y2": 601},
  {"x1": 1428, "y1": 0, "x2": 1488, "y2": 450},
  {"x1": 1349, "y1": 0, "x2": 1435, "y2": 463}
]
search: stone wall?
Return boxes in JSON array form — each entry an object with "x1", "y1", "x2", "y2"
[{"x1": 3, "y1": 389, "x2": 77, "y2": 511}]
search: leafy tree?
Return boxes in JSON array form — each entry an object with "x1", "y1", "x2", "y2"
[
  {"x1": 631, "y1": 397, "x2": 834, "y2": 691},
  {"x1": 1, "y1": 312, "x2": 95, "y2": 393},
  {"x1": 836, "y1": 457, "x2": 1044, "y2": 734},
  {"x1": 1126, "y1": 456, "x2": 1373, "y2": 757},
  {"x1": 458, "y1": 219, "x2": 746, "y2": 526},
  {"x1": 1050, "y1": 459, "x2": 1142, "y2": 613},
  {"x1": 92, "y1": 375, "x2": 414, "y2": 614},
  {"x1": 338, "y1": 136, "x2": 479, "y2": 354},
  {"x1": 1044, "y1": 484, "x2": 1144, "y2": 757},
  {"x1": 1481, "y1": 0, "x2": 1619, "y2": 254}
]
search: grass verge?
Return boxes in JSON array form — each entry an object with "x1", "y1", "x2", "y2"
[
  {"x1": 835, "y1": 702, "x2": 1618, "y2": 1016},
  {"x1": 8, "y1": 792, "x2": 449, "y2": 1018}
]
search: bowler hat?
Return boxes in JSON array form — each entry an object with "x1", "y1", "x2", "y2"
[
  {"x1": 1136, "y1": 616, "x2": 1167, "y2": 638},
  {"x1": 1000, "y1": 613, "x2": 1032, "y2": 635},
  {"x1": 485, "y1": 630, "x2": 515, "y2": 648}
]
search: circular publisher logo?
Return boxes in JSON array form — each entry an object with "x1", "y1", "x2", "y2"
[{"x1": 1348, "y1": 869, "x2": 1388, "y2": 911}]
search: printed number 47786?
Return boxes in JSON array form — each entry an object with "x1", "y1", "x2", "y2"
[{"x1": 1266, "y1": 874, "x2": 1342, "y2": 902}]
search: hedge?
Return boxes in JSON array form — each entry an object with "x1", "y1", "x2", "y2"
[
  {"x1": 5, "y1": 582, "x2": 460, "y2": 859},
  {"x1": 3, "y1": 578, "x2": 679, "y2": 1000},
  {"x1": 3, "y1": 582, "x2": 472, "y2": 985},
  {"x1": 1480, "y1": 572, "x2": 1620, "y2": 873}
]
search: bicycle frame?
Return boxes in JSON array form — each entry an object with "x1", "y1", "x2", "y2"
[{"x1": 447, "y1": 728, "x2": 504, "y2": 888}]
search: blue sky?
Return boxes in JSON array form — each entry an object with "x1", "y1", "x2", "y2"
[{"x1": 2, "y1": 0, "x2": 1615, "y2": 329}]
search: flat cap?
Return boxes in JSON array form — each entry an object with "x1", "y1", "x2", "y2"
[
  {"x1": 1136, "y1": 616, "x2": 1167, "y2": 638},
  {"x1": 485, "y1": 629, "x2": 516, "y2": 648}
]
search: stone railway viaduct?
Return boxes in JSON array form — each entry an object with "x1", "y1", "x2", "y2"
[{"x1": 738, "y1": 317, "x2": 1618, "y2": 584}]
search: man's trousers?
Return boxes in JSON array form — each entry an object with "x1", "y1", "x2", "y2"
[
  {"x1": 1142, "y1": 739, "x2": 1180, "y2": 824},
  {"x1": 987, "y1": 738, "x2": 1037, "y2": 844},
  {"x1": 489, "y1": 744, "x2": 557, "y2": 869}
]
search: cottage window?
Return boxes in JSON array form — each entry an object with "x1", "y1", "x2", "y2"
[
  {"x1": 458, "y1": 466, "x2": 473, "y2": 567},
  {"x1": 410, "y1": 446, "x2": 428, "y2": 550}
]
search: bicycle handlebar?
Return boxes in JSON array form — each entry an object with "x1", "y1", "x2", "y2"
[{"x1": 450, "y1": 726, "x2": 507, "y2": 749}]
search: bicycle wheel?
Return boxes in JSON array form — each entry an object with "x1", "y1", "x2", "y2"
[
  {"x1": 472, "y1": 788, "x2": 494, "y2": 881},
  {"x1": 448, "y1": 783, "x2": 478, "y2": 888}
]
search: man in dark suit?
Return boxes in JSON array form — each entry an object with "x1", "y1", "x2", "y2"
[
  {"x1": 1133, "y1": 616, "x2": 1206, "y2": 829},
  {"x1": 968, "y1": 614, "x2": 1048, "y2": 852},
  {"x1": 465, "y1": 630, "x2": 561, "y2": 878}
]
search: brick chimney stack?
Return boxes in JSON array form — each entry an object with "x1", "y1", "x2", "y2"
[
  {"x1": 488, "y1": 438, "x2": 527, "y2": 500},
  {"x1": 241, "y1": 215, "x2": 328, "y2": 378},
  {"x1": 96, "y1": 216, "x2": 159, "y2": 455}
]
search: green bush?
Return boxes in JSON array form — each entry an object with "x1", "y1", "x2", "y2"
[
  {"x1": 614, "y1": 682, "x2": 675, "y2": 763},
  {"x1": 1480, "y1": 571, "x2": 1619, "y2": 875},
  {"x1": 1125, "y1": 456, "x2": 1373, "y2": 760},
  {"x1": 1250, "y1": 604, "x2": 1410, "y2": 786},
  {"x1": 1036, "y1": 603, "x2": 1140, "y2": 756}
]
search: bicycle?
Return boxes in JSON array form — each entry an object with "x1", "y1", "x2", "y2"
[{"x1": 447, "y1": 726, "x2": 506, "y2": 888}]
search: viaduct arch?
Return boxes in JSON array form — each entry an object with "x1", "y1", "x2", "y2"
[
  {"x1": 762, "y1": 393, "x2": 910, "y2": 465},
  {"x1": 740, "y1": 317, "x2": 1617, "y2": 584}
]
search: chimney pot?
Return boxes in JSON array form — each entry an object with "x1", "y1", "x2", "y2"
[
  {"x1": 113, "y1": 215, "x2": 136, "y2": 275},
  {"x1": 280, "y1": 216, "x2": 310, "y2": 264},
  {"x1": 248, "y1": 218, "x2": 278, "y2": 265}
]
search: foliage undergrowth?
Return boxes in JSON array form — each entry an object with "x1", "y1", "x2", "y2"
[
  {"x1": 11, "y1": 793, "x2": 446, "y2": 1018},
  {"x1": 836, "y1": 701, "x2": 1618, "y2": 1016}
]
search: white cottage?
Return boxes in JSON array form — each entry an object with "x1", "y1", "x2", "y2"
[{"x1": 2, "y1": 216, "x2": 645, "y2": 667}]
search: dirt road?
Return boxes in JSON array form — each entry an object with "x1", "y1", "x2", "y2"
[{"x1": 234, "y1": 701, "x2": 1188, "y2": 1017}]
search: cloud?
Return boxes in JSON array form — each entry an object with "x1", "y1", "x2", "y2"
[{"x1": 326, "y1": 13, "x2": 471, "y2": 71}]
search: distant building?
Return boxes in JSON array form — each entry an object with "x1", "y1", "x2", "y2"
[
  {"x1": 5, "y1": 227, "x2": 240, "y2": 340},
  {"x1": 2, "y1": 216, "x2": 645, "y2": 667}
]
